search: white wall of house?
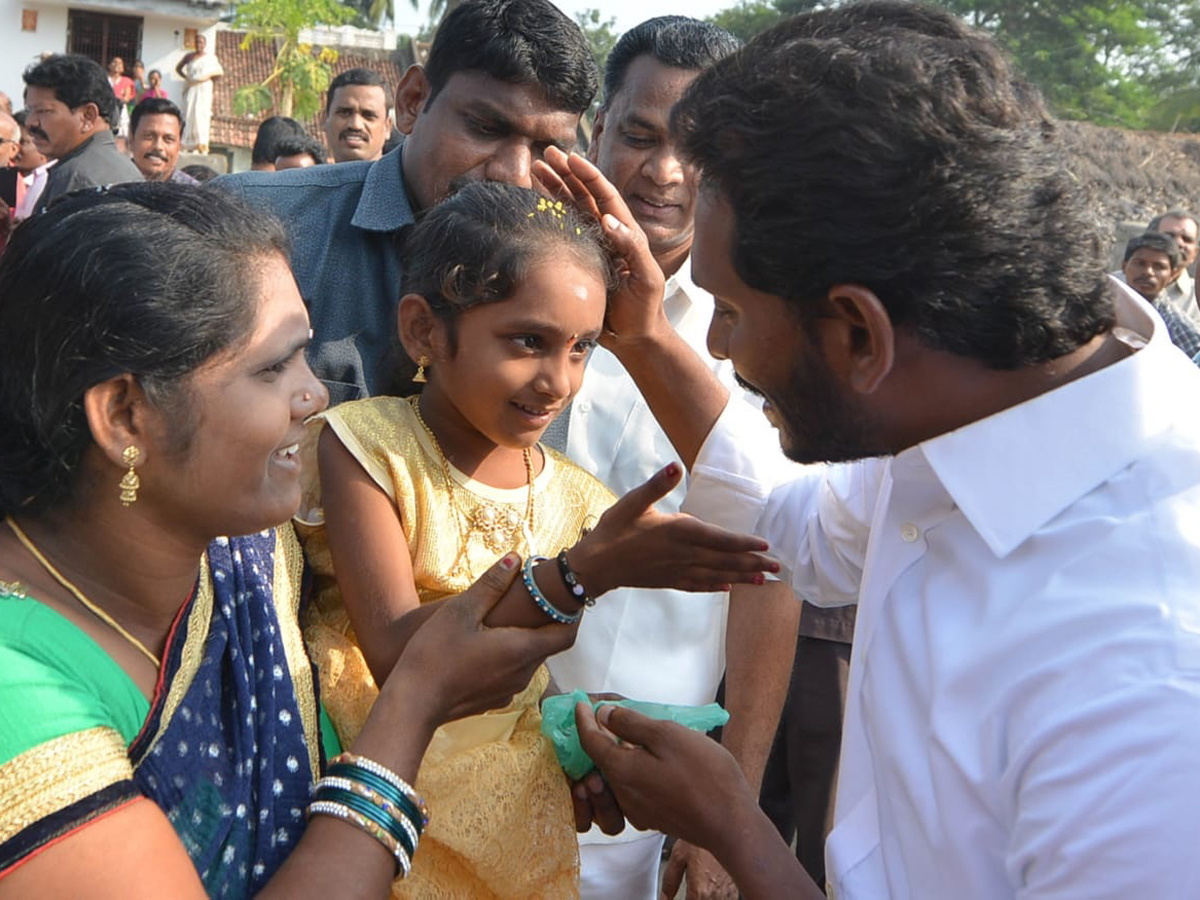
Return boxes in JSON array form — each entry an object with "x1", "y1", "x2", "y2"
[{"x1": 1, "y1": 0, "x2": 220, "y2": 110}]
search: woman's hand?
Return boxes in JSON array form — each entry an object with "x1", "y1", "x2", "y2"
[
  {"x1": 569, "y1": 463, "x2": 777, "y2": 597},
  {"x1": 534, "y1": 147, "x2": 669, "y2": 352},
  {"x1": 385, "y1": 553, "x2": 578, "y2": 729}
]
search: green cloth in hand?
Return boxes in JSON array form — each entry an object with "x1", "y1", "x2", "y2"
[{"x1": 541, "y1": 689, "x2": 730, "y2": 779}]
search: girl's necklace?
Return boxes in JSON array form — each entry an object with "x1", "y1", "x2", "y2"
[
  {"x1": 409, "y1": 397, "x2": 536, "y2": 574},
  {"x1": 4, "y1": 517, "x2": 162, "y2": 668}
]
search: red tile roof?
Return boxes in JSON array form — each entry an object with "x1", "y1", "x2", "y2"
[{"x1": 210, "y1": 29, "x2": 415, "y2": 150}]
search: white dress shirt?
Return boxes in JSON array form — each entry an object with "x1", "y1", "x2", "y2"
[
  {"x1": 1167, "y1": 266, "x2": 1197, "y2": 323},
  {"x1": 683, "y1": 281, "x2": 1200, "y2": 899}
]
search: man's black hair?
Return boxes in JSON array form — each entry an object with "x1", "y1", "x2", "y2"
[
  {"x1": 601, "y1": 16, "x2": 739, "y2": 110},
  {"x1": 251, "y1": 116, "x2": 307, "y2": 166},
  {"x1": 424, "y1": 0, "x2": 596, "y2": 115},
  {"x1": 274, "y1": 134, "x2": 327, "y2": 166},
  {"x1": 325, "y1": 68, "x2": 392, "y2": 114},
  {"x1": 1124, "y1": 231, "x2": 1183, "y2": 269},
  {"x1": 23, "y1": 54, "x2": 118, "y2": 124},
  {"x1": 673, "y1": 0, "x2": 1113, "y2": 369},
  {"x1": 130, "y1": 97, "x2": 184, "y2": 137}
]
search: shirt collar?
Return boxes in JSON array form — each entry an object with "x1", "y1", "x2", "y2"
[
  {"x1": 56, "y1": 129, "x2": 113, "y2": 165},
  {"x1": 350, "y1": 144, "x2": 415, "y2": 233},
  {"x1": 913, "y1": 277, "x2": 1197, "y2": 558},
  {"x1": 664, "y1": 255, "x2": 701, "y2": 324}
]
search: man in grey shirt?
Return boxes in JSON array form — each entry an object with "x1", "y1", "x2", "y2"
[{"x1": 22, "y1": 54, "x2": 142, "y2": 215}]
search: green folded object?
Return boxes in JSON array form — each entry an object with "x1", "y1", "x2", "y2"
[{"x1": 540, "y1": 689, "x2": 730, "y2": 779}]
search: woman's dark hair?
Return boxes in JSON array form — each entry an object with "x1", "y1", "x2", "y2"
[
  {"x1": 0, "y1": 182, "x2": 290, "y2": 515},
  {"x1": 673, "y1": 0, "x2": 1113, "y2": 369},
  {"x1": 387, "y1": 181, "x2": 614, "y2": 389}
]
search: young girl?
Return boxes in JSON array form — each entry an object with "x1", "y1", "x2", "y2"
[{"x1": 298, "y1": 181, "x2": 771, "y2": 899}]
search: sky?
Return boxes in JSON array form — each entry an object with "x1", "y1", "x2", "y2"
[{"x1": 388, "y1": 0, "x2": 737, "y2": 41}]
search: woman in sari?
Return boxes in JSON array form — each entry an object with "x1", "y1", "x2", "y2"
[
  {"x1": 175, "y1": 35, "x2": 222, "y2": 153},
  {"x1": 0, "y1": 183, "x2": 580, "y2": 899}
]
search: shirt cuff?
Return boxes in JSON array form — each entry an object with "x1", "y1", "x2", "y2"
[{"x1": 682, "y1": 397, "x2": 784, "y2": 534}]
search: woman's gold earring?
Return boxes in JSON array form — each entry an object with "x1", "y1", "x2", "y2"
[
  {"x1": 119, "y1": 446, "x2": 141, "y2": 506},
  {"x1": 413, "y1": 356, "x2": 430, "y2": 384}
]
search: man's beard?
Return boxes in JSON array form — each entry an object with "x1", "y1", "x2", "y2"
[{"x1": 759, "y1": 344, "x2": 889, "y2": 465}]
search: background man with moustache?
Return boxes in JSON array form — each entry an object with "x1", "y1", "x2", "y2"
[
  {"x1": 1147, "y1": 209, "x2": 1200, "y2": 321},
  {"x1": 128, "y1": 98, "x2": 197, "y2": 184},
  {"x1": 322, "y1": 68, "x2": 393, "y2": 164},
  {"x1": 1119, "y1": 230, "x2": 1200, "y2": 358},
  {"x1": 543, "y1": 17, "x2": 800, "y2": 900},
  {"x1": 22, "y1": 54, "x2": 141, "y2": 215}
]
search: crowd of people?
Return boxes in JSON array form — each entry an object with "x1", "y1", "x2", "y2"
[{"x1": 2, "y1": 1, "x2": 1200, "y2": 899}]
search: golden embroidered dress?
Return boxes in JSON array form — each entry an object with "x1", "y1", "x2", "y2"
[{"x1": 297, "y1": 397, "x2": 615, "y2": 900}]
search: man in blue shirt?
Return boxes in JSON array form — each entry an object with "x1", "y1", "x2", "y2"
[{"x1": 216, "y1": 0, "x2": 597, "y2": 404}]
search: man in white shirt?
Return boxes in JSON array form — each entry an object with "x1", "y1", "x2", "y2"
[
  {"x1": 544, "y1": 16, "x2": 801, "y2": 900},
  {"x1": 569, "y1": 3, "x2": 1200, "y2": 898}
]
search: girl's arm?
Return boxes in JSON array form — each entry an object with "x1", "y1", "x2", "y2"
[
  {"x1": 319, "y1": 427, "x2": 587, "y2": 678},
  {"x1": 318, "y1": 426, "x2": 435, "y2": 686},
  {"x1": 322, "y1": 426, "x2": 777, "y2": 684}
]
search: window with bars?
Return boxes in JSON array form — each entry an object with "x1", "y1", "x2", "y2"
[{"x1": 67, "y1": 10, "x2": 143, "y2": 68}]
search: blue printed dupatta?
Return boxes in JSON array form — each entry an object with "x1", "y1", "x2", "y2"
[{"x1": 128, "y1": 527, "x2": 324, "y2": 897}]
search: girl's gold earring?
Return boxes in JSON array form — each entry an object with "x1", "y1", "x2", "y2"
[{"x1": 413, "y1": 356, "x2": 430, "y2": 384}]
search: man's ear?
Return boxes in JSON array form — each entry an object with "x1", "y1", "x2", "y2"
[
  {"x1": 820, "y1": 284, "x2": 896, "y2": 395},
  {"x1": 79, "y1": 102, "x2": 102, "y2": 133},
  {"x1": 81, "y1": 374, "x2": 154, "y2": 470},
  {"x1": 398, "y1": 293, "x2": 449, "y2": 362},
  {"x1": 394, "y1": 65, "x2": 432, "y2": 136},
  {"x1": 587, "y1": 110, "x2": 606, "y2": 164}
]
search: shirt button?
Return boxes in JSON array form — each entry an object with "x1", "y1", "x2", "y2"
[
  {"x1": 577, "y1": 401, "x2": 590, "y2": 414},
  {"x1": 900, "y1": 522, "x2": 920, "y2": 543}
]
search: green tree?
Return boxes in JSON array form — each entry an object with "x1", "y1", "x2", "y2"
[
  {"x1": 709, "y1": 0, "x2": 825, "y2": 42},
  {"x1": 231, "y1": 0, "x2": 356, "y2": 119},
  {"x1": 576, "y1": 8, "x2": 619, "y2": 89},
  {"x1": 937, "y1": 0, "x2": 1178, "y2": 127},
  {"x1": 705, "y1": 0, "x2": 1200, "y2": 131}
]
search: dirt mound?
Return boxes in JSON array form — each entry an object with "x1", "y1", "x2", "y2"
[{"x1": 1059, "y1": 121, "x2": 1200, "y2": 239}]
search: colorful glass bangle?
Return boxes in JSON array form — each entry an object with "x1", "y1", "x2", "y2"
[
  {"x1": 315, "y1": 777, "x2": 420, "y2": 853},
  {"x1": 329, "y1": 752, "x2": 430, "y2": 826},
  {"x1": 314, "y1": 786, "x2": 416, "y2": 857},
  {"x1": 556, "y1": 549, "x2": 595, "y2": 607},
  {"x1": 522, "y1": 555, "x2": 583, "y2": 624},
  {"x1": 326, "y1": 764, "x2": 428, "y2": 833},
  {"x1": 308, "y1": 799, "x2": 412, "y2": 877}
]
